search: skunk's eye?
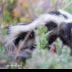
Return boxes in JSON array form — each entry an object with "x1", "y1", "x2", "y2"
[{"x1": 29, "y1": 34, "x2": 34, "y2": 39}]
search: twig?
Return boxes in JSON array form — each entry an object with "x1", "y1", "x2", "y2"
[
  {"x1": 63, "y1": 1, "x2": 72, "y2": 10},
  {"x1": 5, "y1": 48, "x2": 15, "y2": 61},
  {"x1": 14, "y1": 30, "x2": 33, "y2": 60}
]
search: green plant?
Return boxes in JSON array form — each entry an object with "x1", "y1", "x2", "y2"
[
  {"x1": 35, "y1": 25, "x2": 48, "y2": 50},
  {"x1": 54, "y1": 39, "x2": 62, "y2": 56},
  {"x1": 25, "y1": 41, "x2": 72, "y2": 69},
  {"x1": 4, "y1": 10, "x2": 18, "y2": 25},
  {"x1": 0, "y1": 44, "x2": 5, "y2": 60}
]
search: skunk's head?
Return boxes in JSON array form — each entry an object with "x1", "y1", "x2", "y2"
[
  {"x1": 14, "y1": 31, "x2": 35, "y2": 48},
  {"x1": 5, "y1": 24, "x2": 35, "y2": 49}
]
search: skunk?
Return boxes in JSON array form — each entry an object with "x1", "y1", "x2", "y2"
[{"x1": 5, "y1": 9, "x2": 72, "y2": 51}]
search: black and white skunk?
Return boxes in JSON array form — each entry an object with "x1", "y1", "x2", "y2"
[{"x1": 5, "y1": 9, "x2": 72, "y2": 51}]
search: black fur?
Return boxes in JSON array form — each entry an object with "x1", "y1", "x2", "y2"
[
  {"x1": 62, "y1": 14, "x2": 68, "y2": 19},
  {"x1": 45, "y1": 21, "x2": 57, "y2": 31},
  {"x1": 49, "y1": 11, "x2": 61, "y2": 16},
  {"x1": 48, "y1": 35, "x2": 58, "y2": 45},
  {"x1": 14, "y1": 31, "x2": 35, "y2": 46},
  {"x1": 49, "y1": 11, "x2": 68, "y2": 19},
  {"x1": 45, "y1": 21, "x2": 58, "y2": 45}
]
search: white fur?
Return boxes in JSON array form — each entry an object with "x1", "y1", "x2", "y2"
[
  {"x1": 40, "y1": 13, "x2": 67, "y2": 25},
  {"x1": 64, "y1": 19, "x2": 72, "y2": 23},
  {"x1": 5, "y1": 9, "x2": 72, "y2": 46},
  {"x1": 58, "y1": 9, "x2": 72, "y2": 19}
]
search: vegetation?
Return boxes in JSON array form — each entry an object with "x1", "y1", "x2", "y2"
[
  {"x1": 0, "y1": 0, "x2": 72, "y2": 69},
  {"x1": 25, "y1": 26, "x2": 72, "y2": 69}
]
